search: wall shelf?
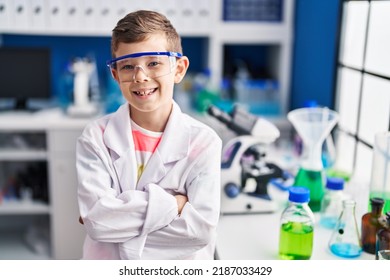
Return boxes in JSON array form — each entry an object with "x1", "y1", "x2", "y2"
[
  {"x1": 0, "y1": 150, "x2": 47, "y2": 161},
  {"x1": 0, "y1": 200, "x2": 50, "y2": 215},
  {"x1": 0, "y1": 0, "x2": 294, "y2": 116}
]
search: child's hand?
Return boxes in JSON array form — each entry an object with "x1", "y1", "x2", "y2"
[{"x1": 175, "y1": 194, "x2": 188, "y2": 215}]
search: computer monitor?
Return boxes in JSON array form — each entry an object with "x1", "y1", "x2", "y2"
[{"x1": 0, "y1": 47, "x2": 51, "y2": 111}]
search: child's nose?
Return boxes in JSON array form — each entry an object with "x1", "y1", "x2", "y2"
[{"x1": 132, "y1": 65, "x2": 149, "y2": 82}]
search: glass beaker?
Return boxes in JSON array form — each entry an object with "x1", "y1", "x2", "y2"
[
  {"x1": 369, "y1": 131, "x2": 390, "y2": 213},
  {"x1": 288, "y1": 107, "x2": 339, "y2": 212},
  {"x1": 329, "y1": 199, "x2": 362, "y2": 258}
]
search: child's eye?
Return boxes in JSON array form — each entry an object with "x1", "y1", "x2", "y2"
[
  {"x1": 148, "y1": 61, "x2": 160, "y2": 67},
  {"x1": 120, "y1": 64, "x2": 135, "y2": 71}
]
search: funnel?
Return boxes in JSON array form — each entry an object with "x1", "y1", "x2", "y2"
[
  {"x1": 288, "y1": 107, "x2": 339, "y2": 212},
  {"x1": 288, "y1": 107, "x2": 339, "y2": 170}
]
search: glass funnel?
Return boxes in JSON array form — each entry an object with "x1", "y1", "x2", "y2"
[{"x1": 288, "y1": 107, "x2": 339, "y2": 211}]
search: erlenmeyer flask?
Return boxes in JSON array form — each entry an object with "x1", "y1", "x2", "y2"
[
  {"x1": 288, "y1": 107, "x2": 339, "y2": 212},
  {"x1": 329, "y1": 200, "x2": 362, "y2": 258}
]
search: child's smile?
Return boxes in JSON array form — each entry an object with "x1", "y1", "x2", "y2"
[{"x1": 132, "y1": 87, "x2": 157, "y2": 97}]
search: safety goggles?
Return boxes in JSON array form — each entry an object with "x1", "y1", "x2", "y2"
[{"x1": 106, "y1": 51, "x2": 182, "y2": 82}]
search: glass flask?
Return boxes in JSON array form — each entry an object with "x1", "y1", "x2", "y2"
[
  {"x1": 376, "y1": 212, "x2": 390, "y2": 260},
  {"x1": 294, "y1": 168, "x2": 324, "y2": 212},
  {"x1": 279, "y1": 187, "x2": 315, "y2": 260},
  {"x1": 329, "y1": 199, "x2": 362, "y2": 258},
  {"x1": 361, "y1": 197, "x2": 385, "y2": 254},
  {"x1": 288, "y1": 107, "x2": 339, "y2": 212},
  {"x1": 320, "y1": 177, "x2": 345, "y2": 229},
  {"x1": 369, "y1": 131, "x2": 390, "y2": 213}
]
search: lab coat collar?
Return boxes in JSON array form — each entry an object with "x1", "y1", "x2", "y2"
[
  {"x1": 103, "y1": 101, "x2": 190, "y2": 190},
  {"x1": 137, "y1": 101, "x2": 190, "y2": 188},
  {"x1": 103, "y1": 101, "x2": 190, "y2": 163},
  {"x1": 103, "y1": 104, "x2": 137, "y2": 191},
  {"x1": 103, "y1": 103, "x2": 133, "y2": 156},
  {"x1": 157, "y1": 101, "x2": 190, "y2": 163}
]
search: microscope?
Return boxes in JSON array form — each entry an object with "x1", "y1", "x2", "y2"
[{"x1": 208, "y1": 105, "x2": 286, "y2": 214}]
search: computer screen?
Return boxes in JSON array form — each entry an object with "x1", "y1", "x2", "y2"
[{"x1": 0, "y1": 47, "x2": 51, "y2": 110}]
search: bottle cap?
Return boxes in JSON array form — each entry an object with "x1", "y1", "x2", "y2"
[
  {"x1": 303, "y1": 100, "x2": 318, "y2": 108},
  {"x1": 370, "y1": 197, "x2": 385, "y2": 206},
  {"x1": 289, "y1": 187, "x2": 310, "y2": 203},
  {"x1": 326, "y1": 177, "x2": 344, "y2": 190}
]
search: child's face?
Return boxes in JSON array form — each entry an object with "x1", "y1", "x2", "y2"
[{"x1": 111, "y1": 33, "x2": 189, "y2": 116}]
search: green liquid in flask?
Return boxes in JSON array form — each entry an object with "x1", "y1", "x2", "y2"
[
  {"x1": 294, "y1": 168, "x2": 324, "y2": 212},
  {"x1": 279, "y1": 222, "x2": 314, "y2": 260}
]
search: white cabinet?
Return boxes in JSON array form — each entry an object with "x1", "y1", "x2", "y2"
[
  {"x1": 47, "y1": 129, "x2": 86, "y2": 259},
  {"x1": 0, "y1": 0, "x2": 294, "y2": 116},
  {"x1": 0, "y1": 110, "x2": 90, "y2": 259}
]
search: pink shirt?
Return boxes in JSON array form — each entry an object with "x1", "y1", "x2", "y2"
[{"x1": 131, "y1": 119, "x2": 162, "y2": 180}]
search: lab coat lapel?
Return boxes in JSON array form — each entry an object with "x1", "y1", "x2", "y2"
[
  {"x1": 137, "y1": 102, "x2": 190, "y2": 188},
  {"x1": 103, "y1": 104, "x2": 138, "y2": 192}
]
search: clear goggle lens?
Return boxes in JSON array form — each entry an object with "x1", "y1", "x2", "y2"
[{"x1": 107, "y1": 52, "x2": 181, "y2": 82}]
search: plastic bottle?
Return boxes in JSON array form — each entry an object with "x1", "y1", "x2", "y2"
[
  {"x1": 320, "y1": 177, "x2": 345, "y2": 229},
  {"x1": 376, "y1": 212, "x2": 390, "y2": 260},
  {"x1": 233, "y1": 60, "x2": 250, "y2": 105},
  {"x1": 329, "y1": 199, "x2": 362, "y2": 258},
  {"x1": 361, "y1": 197, "x2": 385, "y2": 254},
  {"x1": 279, "y1": 187, "x2": 315, "y2": 260}
]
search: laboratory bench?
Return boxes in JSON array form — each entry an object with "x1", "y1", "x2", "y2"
[{"x1": 216, "y1": 211, "x2": 373, "y2": 260}]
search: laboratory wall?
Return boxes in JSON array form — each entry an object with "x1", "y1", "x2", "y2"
[
  {"x1": 0, "y1": 34, "x2": 207, "y2": 110},
  {"x1": 290, "y1": 0, "x2": 341, "y2": 109},
  {"x1": 0, "y1": 2, "x2": 342, "y2": 113}
]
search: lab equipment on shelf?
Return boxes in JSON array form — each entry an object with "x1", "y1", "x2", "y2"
[
  {"x1": 279, "y1": 186, "x2": 314, "y2": 260},
  {"x1": 287, "y1": 107, "x2": 339, "y2": 212},
  {"x1": 376, "y1": 212, "x2": 390, "y2": 260},
  {"x1": 67, "y1": 57, "x2": 99, "y2": 118},
  {"x1": 361, "y1": 197, "x2": 385, "y2": 254},
  {"x1": 320, "y1": 177, "x2": 346, "y2": 229},
  {"x1": 329, "y1": 200, "x2": 362, "y2": 258}
]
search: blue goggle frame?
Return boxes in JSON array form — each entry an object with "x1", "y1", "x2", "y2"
[{"x1": 106, "y1": 51, "x2": 183, "y2": 69}]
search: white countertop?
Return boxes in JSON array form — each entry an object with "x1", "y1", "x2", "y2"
[
  {"x1": 0, "y1": 108, "x2": 99, "y2": 130},
  {"x1": 216, "y1": 211, "x2": 373, "y2": 260}
]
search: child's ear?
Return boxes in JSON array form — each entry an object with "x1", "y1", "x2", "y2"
[
  {"x1": 111, "y1": 69, "x2": 120, "y2": 83},
  {"x1": 174, "y1": 56, "x2": 190, "y2": 83}
]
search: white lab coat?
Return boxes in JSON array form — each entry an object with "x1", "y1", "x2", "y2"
[{"x1": 76, "y1": 101, "x2": 222, "y2": 259}]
